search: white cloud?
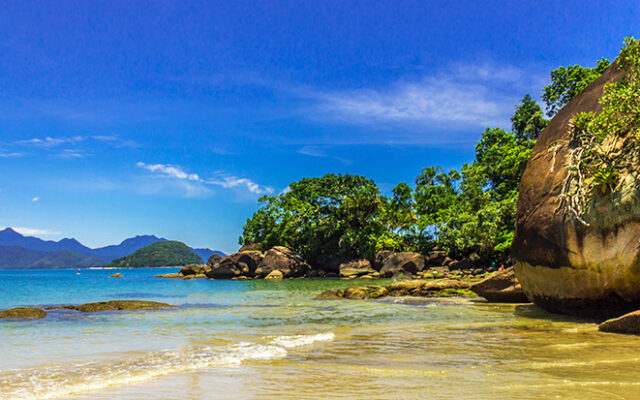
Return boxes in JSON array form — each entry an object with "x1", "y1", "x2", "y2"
[
  {"x1": 7, "y1": 226, "x2": 61, "y2": 236},
  {"x1": 31, "y1": 196, "x2": 39, "y2": 202},
  {"x1": 297, "y1": 145, "x2": 351, "y2": 165},
  {"x1": 136, "y1": 162, "x2": 201, "y2": 181},
  {"x1": 206, "y1": 176, "x2": 274, "y2": 195},
  {"x1": 137, "y1": 161, "x2": 273, "y2": 196},
  {"x1": 58, "y1": 149, "x2": 88, "y2": 159}
]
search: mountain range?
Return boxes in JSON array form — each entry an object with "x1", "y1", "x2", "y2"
[{"x1": 0, "y1": 228, "x2": 224, "y2": 269}]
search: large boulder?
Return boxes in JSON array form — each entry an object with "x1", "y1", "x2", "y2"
[
  {"x1": 206, "y1": 253, "x2": 223, "y2": 267},
  {"x1": 206, "y1": 251, "x2": 263, "y2": 279},
  {"x1": 339, "y1": 259, "x2": 376, "y2": 278},
  {"x1": 255, "y1": 246, "x2": 310, "y2": 278},
  {"x1": 179, "y1": 264, "x2": 207, "y2": 276},
  {"x1": 511, "y1": 61, "x2": 639, "y2": 318},
  {"x1": 0, "y1": 307, "x2": 47, "y2": 320},
  {"x1": 379, "y1": 252, "x2": 425, "y2": 278},
  {"x1": 469, "y1": 267, "x2": 530, "y2": 303}
]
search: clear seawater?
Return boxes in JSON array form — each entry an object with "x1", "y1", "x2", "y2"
[{"x1": 1, "y1": 268, "x2": 640, "y2": 400}]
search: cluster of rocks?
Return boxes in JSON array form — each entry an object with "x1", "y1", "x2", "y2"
[
  {"x1": 315, "y1": 279, "x2": 474, "y2": 300},
  {"x1": 0, "y1": 300, "x2": 174, "y2": 320},
  {"x1": 156, "y1": 245, "x2": 499, "y2": 281}
]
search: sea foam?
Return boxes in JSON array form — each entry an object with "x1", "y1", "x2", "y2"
[{"x1": 0, "y1": 333, "x2": 335, "y2": 400}]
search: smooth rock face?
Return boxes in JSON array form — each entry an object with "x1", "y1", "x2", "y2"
[
  {"x1": 179, "y1": 264, "x2": 206, "y2": 276},
  {"x1": 469, "y1": 267, "x2": 529, "y2": 303},
  {"x1": 339, "y1": 259, "x2": 375, "y2": 278},
  {"x1": 599, "y1": 310, "x2": 640, "y2": 334},
  {"x1": 379, "y1": 252, "x2": 425, "y2": 278},
  {"x1": 511, "y1": 63, "x2": 639, "y2": 318},
  {"x1": 255, "y1": 246, "x2": 310, "y2": 278},
  {"x1": 0, "y1": 307, "x2": 47, "y2": 319}
]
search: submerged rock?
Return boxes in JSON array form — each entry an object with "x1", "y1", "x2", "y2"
[
  {"x1": 0, "y1": 307, "x2": 47, "y2": 320},
  {"x1": 511, "y1": 61, "x2": 640, "y2": 318},
  {"x1": 470, "y1": 267, "x2": 529, "y2": 303},
  {"x1": 69, "y1": 300, "x2": 174, "y2": 312},
  {"x1": 315, "y1": 279, "x2": 473, "y2": 300},
  {"x1": 599, "y1": 310, "x2": 640, "y2": 334},
  {"x1": 108, "y1": 273, "x2": 123, "y2": 278}
]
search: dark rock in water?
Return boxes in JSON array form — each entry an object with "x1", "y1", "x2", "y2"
[
  {"x1": 372, "y1": 250, "x2": 394, "y2": 271},
  {"x1": 339, "y1": 259, "x2": 376, "y2": 278},
  {"x1": 255, "y1": 246, "x2": 310, "y2": 278},
  {"x1": 470, "y1": 267, "x2": 530, "y2": 303},
  {"x1": 379, "y1": 252, "x2": 425, "y2": 278},
  {"x1": 511, "y1": 62, "x2": 638, "y2": 318},
  {"x1": 0, "y1": 307, "x2": 47, "y2": 319},
  {"x1": 179, "y1": 264, "x2": 207, "y2": 276},
  {"x1": 109, "y1": 273, "x2": 123, "y2": 278},
  {"x1": 71, "y1": 300, "x2": 174, "y2": 312},
  {"x1": 155, "y1": 273, "x2": 183, "y2": 279},
  {"x1": 599, "y1": 310, "x2": 640, "y2": 334},
  {"x1": 207, "y1": 251, "x2": 263, "y2": 279}
]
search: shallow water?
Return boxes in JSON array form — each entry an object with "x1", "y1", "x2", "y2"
[{"x1": 1, "y1": 268, "x2": 639, "y2": 400}]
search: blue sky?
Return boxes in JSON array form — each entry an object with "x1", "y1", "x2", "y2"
[{"x1": 0, "y1": 1, "x2": 638, "y2": 253}]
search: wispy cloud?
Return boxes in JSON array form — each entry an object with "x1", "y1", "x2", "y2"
[
  {"x1": 136, "y1": 162, "x2": 201, "y2": 181},
  {"x1": 293, "y1": 62, "x2": 545, "y2": 144},
  {"x1": 136, "y1": 161, "x2": 273, "y2": 197},
  {"x1": 92, "y1": 135, "x2": 139, "y2": 148},
  {"x1": 0, "y1": 152, "x2": 27, "y2": 158},
  {"x1": 6, "y1": 226, "x2": 61, "y2": 236},
  {"x1": 31, "y1": 196, "x2": 39, "y2": 202},
  {"x1": 206, "y1": 176, "x2": 274, "y2": 195},
  {"x1": 297, "y1": 145, "x2": 351, "y2": 165},
  {"x1": 15, "y1": 136, "x2": 84, "y2": 147},
  {"x1": 58, "y1": 149, "x2": 89, "y2": 159}
]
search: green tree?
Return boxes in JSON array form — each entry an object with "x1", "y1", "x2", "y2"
[
  {"x1": 511, "y1": 94, "x2": 548, "y2": 140},
  {"x1": 241, "y1": 174, "x2": 384, "y2": 263},
  {"x1": 542, "y1": 58, "x2": 610, "y2": 116}
]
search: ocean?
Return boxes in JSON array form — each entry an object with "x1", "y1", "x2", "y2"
[{"x1": 1, "y1": 268, "x2": 639, "y2": 399}]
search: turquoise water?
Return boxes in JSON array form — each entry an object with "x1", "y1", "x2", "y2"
[{"x1": 2, "y1": 268, "x2": 640, "y2": 399}]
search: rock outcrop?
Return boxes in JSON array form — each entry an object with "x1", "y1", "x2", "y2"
[
  {"x1": 0, "y1": 307, "x2": 47, "y2": 319},
  {"x1": 511, "y1": 61, "x2": 640, "y2": 318},
  {"x1": 469, "y1": 267, "x2": 529, "y2": 303},
  {"x1": 109, "y1": 273, "x2": 123, "y2": 278},
  {"x1": 599, "y1": 310, "x2": 640, "y2": 334},
  {"x1": 206, "y1": 251, "x2": 263, "y2": 279}
]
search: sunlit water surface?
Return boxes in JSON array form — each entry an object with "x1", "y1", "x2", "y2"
[{"x1": 1, "y1": 268, "x2": 639, "y2": 400}]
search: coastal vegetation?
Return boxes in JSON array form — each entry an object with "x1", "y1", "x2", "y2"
[
  {"x1": 106, "y1": 241, "x2": 203, "y2": 268},
  {"x1": 241, "y1": 43, "x2": 624, "y2": 264}
]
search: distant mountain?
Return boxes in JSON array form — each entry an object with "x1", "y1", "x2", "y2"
[
  {"x1": 106, "y1": 241, "x2": 204, "y2": 268},
  {"x1": 191, "y1": 248, "x2": 225, "y2": 263},
  {"x1": 0, "y1": 245, "x2": 104, "y2": 269},
  {"x1": 0, "y1": 228, "x2": 225, "y2": 269},
  {"x1": 92, "y1": 235, "x2": 168, "y2": 262}
]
